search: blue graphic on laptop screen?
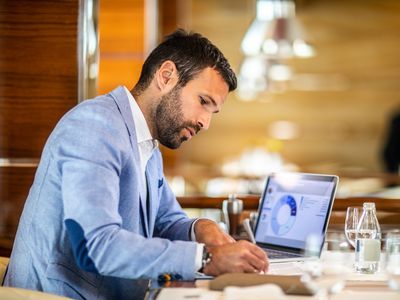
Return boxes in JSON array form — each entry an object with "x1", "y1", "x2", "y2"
[{"x1": 255, "y1": 174, "x2": 335, "y2": 250}]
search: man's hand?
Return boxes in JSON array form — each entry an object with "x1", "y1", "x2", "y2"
[
  {"x1": 194, "y1": 219, "x2": 235, "y2": 246},
  {"x1": 202, "y1": 240, "x2": 269, "y2": 276}
]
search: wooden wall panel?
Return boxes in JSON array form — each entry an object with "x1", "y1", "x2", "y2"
[
  {"x1": 0, "y1": 0, "x2": 79, "y2": 256},
  {"x1": 158, "y1": 0, "x2": 178, "y2": 37},
  {"x1": 97, "y1": 0, "x2": 144, "y2": 95},
  {"x1": 99, "y1": 0, "x2": 145, "y2": 53},
  {"x1": 0, "y1": 0, "x2": 78, "y2": 158},
  {"x1": 98, "y1": 58, "x2": 143, "y2": 93}
]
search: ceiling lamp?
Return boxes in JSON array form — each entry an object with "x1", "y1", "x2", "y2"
[
  {"x1": 237, "y1": 57, "x2": 293, "y2": 100},
  {"x1": 237, "y1": 0, "x2": 314, "y2": 100},
  {"x1": 241, "y1": 0, "x2": 315, "y2": 59},
  {"x1": 237, "y1": 56, "x2": 269, "y2": 101}
]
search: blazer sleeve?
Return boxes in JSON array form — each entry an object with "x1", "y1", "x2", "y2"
[
  {"x1": 53, "y1": 101, "x2": 198, "y2": 280},
  {"x1": 153, "y1": 169, "x2": 197, "y2": 241}
]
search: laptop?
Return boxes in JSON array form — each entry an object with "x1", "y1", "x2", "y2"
[{"x1": 253, "y1": 172, "x2": 339, "y2": 263}]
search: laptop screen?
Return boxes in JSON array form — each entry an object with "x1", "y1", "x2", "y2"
[{"x1": 254, "y1": 173, "x2": 338, "y2": 251}]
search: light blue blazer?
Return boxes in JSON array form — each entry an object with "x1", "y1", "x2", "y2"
[{"x1": 4, "y1": 86, "x2": 198, "y2": 300}]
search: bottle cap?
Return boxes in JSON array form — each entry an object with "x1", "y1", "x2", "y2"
[
  {"x1": 228, "y1": 194, "x2": 236, "y2": 201},
  {"x1": 363, "y1": 202, "x2": 375, "y2": 209}
]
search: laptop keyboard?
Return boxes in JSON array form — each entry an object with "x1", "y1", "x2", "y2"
[{"x1": 264, "y1": 248, "x2": 303, "y2": 259}]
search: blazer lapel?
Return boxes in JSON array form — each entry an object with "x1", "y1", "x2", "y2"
[
  {"x1": 138, "y1": 181, "x2": 149, "y2": 238},
  {"x1": 109, "y1": 86, "x2": 149, "y2": 237},
  {"x1": 108, "y1": 86, "x2": 139, "y2": 159},
  {"x1": 145, "y1": 153, "x2": 160, "y2": 236}
]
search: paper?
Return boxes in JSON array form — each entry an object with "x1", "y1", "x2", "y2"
[
  {"x1": 345, "y1": 272, "x2": 388, "y2": 282},
  {"x1": 268, "y1": 262, "x2": 305, "y2": 275},
  {"x1": 330, "y1": 290, "x2": 400, "y2": 300},
  {"x1": 195, "y1": 272, "x2": 214, "y2": 280},
  {"x1": 156, "y1": 288, "x2": 220, "y2": 300},
  {"x1": 224, "y1": 284, "x2": 286, "y2": 300}
]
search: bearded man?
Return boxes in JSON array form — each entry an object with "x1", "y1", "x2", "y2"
[{"x1": 4, "y1": 29, "x2": 268, "y2": 300}]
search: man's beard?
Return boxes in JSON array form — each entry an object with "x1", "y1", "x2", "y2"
[{"x1": 154, "y1": 87, "x2": 200, "y2": 149}]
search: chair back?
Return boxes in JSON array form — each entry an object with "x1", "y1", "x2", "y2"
[{"x1": 0, "y1": 257, "x2": 9, "y2": 285}]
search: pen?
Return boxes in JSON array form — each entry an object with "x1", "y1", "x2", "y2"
[
  {"x1": 243, "y1": 218, "x2": 266, "y2": 274},
  {"x1": 243, "y1": 218, "x2": 256, "y2": 244}
]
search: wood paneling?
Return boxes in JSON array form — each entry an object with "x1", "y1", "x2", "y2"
[
  {"x1": 98, "y1": 58, "x2": 144, "y2": 92},
  {"x1": 97, "y1": 0, "x2": 144, "y2": 95},
  {"x1": 99, "y1": 0, "x2": 145, "y2": 53},
  {"x1": 177, "y1": 195, "x2": 259, "y2": 210},
  {"x1": 0, "y1": 0, "x2": 78, "y2": 158},
  {"x1": 158, "y1": 0, "x2": 178, "y2": 37},
  {"x1": 0, "y1": 0, "x2": 79, "y2": 256}
]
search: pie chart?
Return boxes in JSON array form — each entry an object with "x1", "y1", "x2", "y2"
[{"x1": 271, "y1": 195, "x2": 297, "y2": 236}]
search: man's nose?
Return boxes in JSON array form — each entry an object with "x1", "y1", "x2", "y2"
[{"x1": 197, "y1": 112, "x2": 212, "y2": 131}]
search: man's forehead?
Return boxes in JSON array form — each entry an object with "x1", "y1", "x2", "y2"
[{"x1": 188, "y1": 67, "x2": 229, "y2": 103}]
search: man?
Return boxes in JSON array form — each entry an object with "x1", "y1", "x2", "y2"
[
  {"x1": 383, "y1": 111, "x2": 400, "y2": 174},
  {"x1": 4, "y1": 29, "x2": 268, "y2": 300}
]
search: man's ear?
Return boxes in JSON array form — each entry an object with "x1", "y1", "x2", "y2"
[{"x1": 155, "y1": 60, "x2": 178, "y2": 92}]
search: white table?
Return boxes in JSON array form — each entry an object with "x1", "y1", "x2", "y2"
[{"x1": 153, "y1": 251, "x2": 399, "y2": 300}]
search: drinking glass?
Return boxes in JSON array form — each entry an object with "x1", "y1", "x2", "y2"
[
  {"x1": 302, "y1": 233, "x2": 352, "y2": 295},
  {"x1": 345, "y1": 206, "x2": 361, "y2": 248},
  {"x1": 385, "y1": 230, "x2": 400, "y2": 291}
]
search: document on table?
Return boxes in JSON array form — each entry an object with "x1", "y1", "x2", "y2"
[
  {"x1": 195, "y1": 272, "x2": 214, "y2": 280},
  {"x1": 268, "y1": 261, "x2": 305, "y2": 275},
  {"x1": 330, "y1": 291, "x2": 400, "y2": 300},
  {"x1": 195, "y1": 261, "x2": 305, "y2": 279},
  {"x1": 156, "y1": 284, "x2": 286, "y2": 300},
  {"x1": 156, "y1": 288, "x2": 220, "y2": 300}
]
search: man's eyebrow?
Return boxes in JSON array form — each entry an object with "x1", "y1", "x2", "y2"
[{"x1": 205, "y1": 95, "x2": 220, "y2": 113}]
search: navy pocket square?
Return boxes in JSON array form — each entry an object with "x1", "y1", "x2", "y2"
[{"x1": 158, "y1": 178, "x2": 163, "y2": 188}]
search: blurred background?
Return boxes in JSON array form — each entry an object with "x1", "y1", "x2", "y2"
[
  {"x1": 97, "y1": 0, "x2": 400, "y2": 197},
  {"x1": 1, "y1": 0, "x2": 400, "y2": 254}
]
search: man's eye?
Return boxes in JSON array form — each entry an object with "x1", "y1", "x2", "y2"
[{"x1": 199, "y1": 97, "x2": 207, "y2": 105}]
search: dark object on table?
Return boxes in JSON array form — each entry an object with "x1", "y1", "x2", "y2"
[
  {"x1": 383, "y1": 112, "x2": 400, "y2": 174},
  {"x1": 222, "y1": 194, "x2": 243, "y2": 235}
]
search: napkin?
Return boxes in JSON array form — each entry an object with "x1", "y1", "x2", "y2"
[
  {"x1": 156, "y1": 288, "x2": 220, "y2": 300},
  {"x1": 224, "y1": 284, "x2": 286, "y2": 300}
]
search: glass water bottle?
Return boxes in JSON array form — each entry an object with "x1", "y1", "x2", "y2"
[{"x1": 354, "y1": 202, "x2": 381, "y2": 274}]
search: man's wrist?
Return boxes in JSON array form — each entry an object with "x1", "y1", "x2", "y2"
[
  {"x1": 191, "y1": 218, "x2": 210, "y2": 241},
  {"x1": 195, "y1": 244, "x2": 204, "y2": 271},
  {"x1": 199, "y1": 246, "x2": 212, "y2": 273}
]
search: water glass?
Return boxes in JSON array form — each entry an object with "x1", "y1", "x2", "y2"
[
  {"x1": 345, "y1": 206, "x2": 361, "y2": 248},
  {"x1": 302, "y1": 233, "x2": 352, "y2": 294},
  {"x1": 385, "y1": 230, "x2": 400, "y2": 291}
]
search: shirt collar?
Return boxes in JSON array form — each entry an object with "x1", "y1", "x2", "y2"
[{"x1": 124, "y1": 87, "x2": 154, "y2": 145}]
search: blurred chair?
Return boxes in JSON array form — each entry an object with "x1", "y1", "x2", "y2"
[
  {"x1": 0, "y1": 257, "x2": 8, "y2": 284},
  {"x1": 0, "y1": 257, "x2": 72, "y2": 299},
  {"x1": 0, "y1": 287, "x2": 72, "y2": 300}
]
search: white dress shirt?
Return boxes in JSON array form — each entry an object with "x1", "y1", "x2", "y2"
[{"x1": 124, "y1": 87, "x2": 203, "y2": 271}]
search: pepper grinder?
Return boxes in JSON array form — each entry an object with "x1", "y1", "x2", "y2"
[{"x1": 222, "y1": 194, "x2": 243, "y2": 236}]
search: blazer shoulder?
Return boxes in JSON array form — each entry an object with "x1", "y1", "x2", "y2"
[
  {"x1": 51, "y1": 94, "x2": 130, "y2": 152},
  {"x1": 63, "y1": 95, "x2": 124, "y2": 127}
]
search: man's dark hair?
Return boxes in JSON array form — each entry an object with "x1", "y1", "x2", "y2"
[{"x1": 134, "y1": 29, "x2": 237, "y2": 93}]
